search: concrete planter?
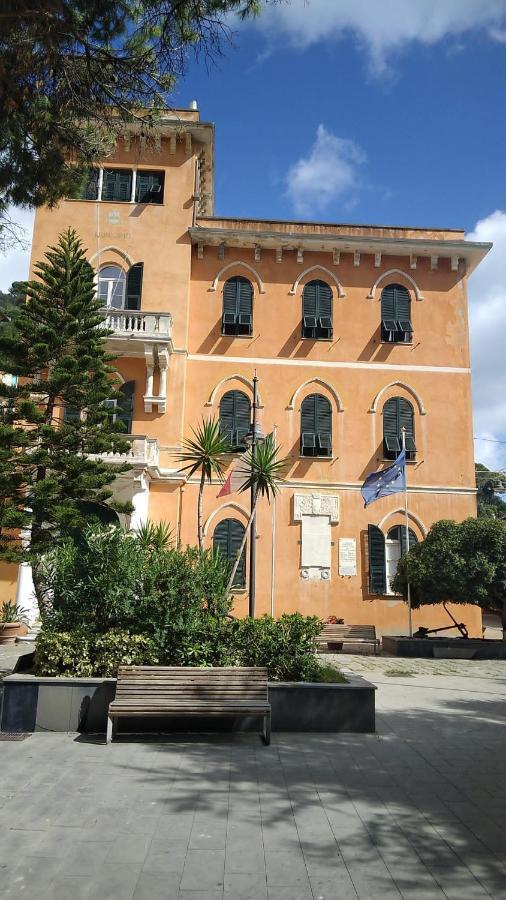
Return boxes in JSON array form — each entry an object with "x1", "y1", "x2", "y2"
[
  {"x1": 0, "y1": 673, "x2": 375, "y2": 735},
  {"x1": 382, "y1": 635, "x2": 506, "y2": 660}
]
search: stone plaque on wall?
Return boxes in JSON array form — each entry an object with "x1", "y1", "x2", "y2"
[{"x1": 339, "y1": 538, "x2": 357, "y2": 577}]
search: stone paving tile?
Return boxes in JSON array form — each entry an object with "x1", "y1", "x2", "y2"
[
  {"x1": 179, "y1": 849, "x2": 225, "y2": 891},
  {"x1": 133, "y1": 870, "x2": 181, "y2": 900}
]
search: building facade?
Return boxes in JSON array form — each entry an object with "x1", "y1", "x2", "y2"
[{"x1": 4, "y1": 106, "x2": 492, "y2": 636}]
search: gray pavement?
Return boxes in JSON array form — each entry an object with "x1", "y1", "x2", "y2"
[{"x1": 0, "y1": 667, "x2": 506, "y2": 899}]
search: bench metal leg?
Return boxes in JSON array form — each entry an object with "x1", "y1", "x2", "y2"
[
  {"x1": 106, "y1": 715, "x2": 114, "y2": 744},
  {"x1": 262, "y1": 712, "x2": 271, "y2": 746}
]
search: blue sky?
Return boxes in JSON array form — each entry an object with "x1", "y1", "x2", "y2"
[{"x1": 2, "y1": 0, "x2": 506, "y2": 470}]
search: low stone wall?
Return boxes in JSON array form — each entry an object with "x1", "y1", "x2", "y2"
[
  {"x1": 1, "y1": 673, "x2": 375, "y2": 735},
  {"x1": 382, "y1": 635, "x2": 506, "y2": 659}
]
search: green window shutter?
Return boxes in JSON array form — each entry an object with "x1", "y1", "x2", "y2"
[
  {"x1": 222, "y1": 277, "x2": 252, "y2": 334},
  {"x1": 135, "y1": 171, "x2": 164, "y2": 204},
  {"x1": 117, "y1": 381, "x2": 135, "y2": 434},
  {"x1": 381, "y1": 284, "x2": 411, "y2": 342},
  {"x1": 102, "y1": 169, "x2": 132, "y2": 202},
  {"x1": 126, "y1": 263, "x2": 143, "y2": 310},
  {"x1": 302, "y1": 280, "x2": 332, "y2": 338},
  {"x1": 398, "y1": 398, "x2": 414, "y2": 441},
  {"x1": 383, "y1": 397, "x2": 401, "y2": 456},
  {"x1": 213, "y1": 518, "x2": 246, "y2": 587},
  {"x1": 301, "y1": 393, "x2": 331, "y2": 456},
  {"x1": 301, "y1": 394, "x2": 317, "y2": 435},
  {"x1": 219, "y1": 390, "x2": 250, "y2": 449},
  {"x1": 368, "y1": 524, "x2": 386, "y2": 593}
]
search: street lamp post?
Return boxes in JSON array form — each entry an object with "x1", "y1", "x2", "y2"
[{"x1": 248, "y1": 373, "x2": 259, "y2": 618}]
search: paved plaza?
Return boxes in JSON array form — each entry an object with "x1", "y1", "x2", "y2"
[{"x1": 0, "y1": 662, "x2": 505, "y2": 899}]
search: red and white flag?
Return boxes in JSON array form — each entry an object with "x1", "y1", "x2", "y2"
[{"x1": 217, "y1": 456, "x2": 249, "y2": 497}]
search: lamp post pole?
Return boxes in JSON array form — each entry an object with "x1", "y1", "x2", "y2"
[{"x1": 249, "y1": 372, "x2": 259, "y2": 618}]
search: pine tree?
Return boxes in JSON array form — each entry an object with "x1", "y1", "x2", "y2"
[{"x1": 0, "y1": 228, "x2": 132, "y2": 606}]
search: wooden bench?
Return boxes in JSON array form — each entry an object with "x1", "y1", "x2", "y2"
[
  {"x1": 106, "y1": 666, "x2": 271, "y2": 745},
  {"x1": 316, "y1": 625, "x2": 380, "y2": 655}
]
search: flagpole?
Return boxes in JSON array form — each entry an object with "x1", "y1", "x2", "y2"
[
  {"x1": 248, "y1": 371, "x2": 258, "y2": 618},
  {"x1": 401, "y1": 427, "x2": 413, "y2": 638}
]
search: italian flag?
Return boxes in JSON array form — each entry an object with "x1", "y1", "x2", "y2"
[{"x1": 217, "y1": 457, "x2": 250, "y2": 497}]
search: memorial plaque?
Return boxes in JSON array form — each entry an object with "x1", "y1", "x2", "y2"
[{"x1": 339, "y1": 538, "x2": 356, "y2": 576}]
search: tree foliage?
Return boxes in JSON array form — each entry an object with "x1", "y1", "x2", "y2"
[
  {"x1": 177, "y1": 417, "x2": 232, "y2": 549},
  {"x1": 476, "y1": 463, "x2": 506, "y2": 520},
  {"x1": 392, "y1": 517, "x2": 506, "y2": 626},
  {"x1": 0, "y1": 0, "x2": 268, "y2": 241},
  {"x1": 0, "y1": 228, "x2": 132, "y2": 598}
]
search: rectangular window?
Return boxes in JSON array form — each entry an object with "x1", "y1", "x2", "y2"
[
  {"x1": 102, "y1": 169, "x2": 133, "y2": 202},
  {"x1": 135, "y1": 171, "x2": 165, "y2": 204}
]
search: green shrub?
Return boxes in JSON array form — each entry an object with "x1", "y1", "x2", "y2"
[
  {"x1": 230, "y1": 613, "x2": 323, "y2": 682},
  {"x1": 35, "y1": 630, "x2": 94, "y2": 677},
  {"x1": 35, "y1": 629, "x2": 160, "y2": 677},
  {"x1": 38, "y1": 524, "x2": 232, "y2": 635},
  {"x1": 93, "y1": 632, "x2": 159, "y2": 676}
]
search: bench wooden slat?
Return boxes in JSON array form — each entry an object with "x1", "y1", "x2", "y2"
[
  {"x1": 316, "y1": 624, "x2": 379, "y2": 655},
  {"x1": 107, "y1": 666, "x2": 271, "y2": 745}
]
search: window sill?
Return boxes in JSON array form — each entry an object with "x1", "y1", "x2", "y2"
[
  {"x1": 221, "y1": 333, "x2": 253, "y2": 339},
  {"x1": 301, "y1": 337, "x2": 334, "y2": 343},
  {"x1": 380, "y1": 340, "x2": 413, "y2": 346},
  {"x1": 382, "y1": 458, "x2": 417, "y2": 464},
  {"x1": 299, "y1": 454, "x2": 333, "y2": 460},
  {"x1": 66, "y1": 198, "x2": 165, "y2": 206}
]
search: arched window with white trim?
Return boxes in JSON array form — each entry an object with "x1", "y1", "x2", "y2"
[
  {"x1": 300, "y1": 393, "x2": 332, "y2": 457},
  {"x1": 383, "y1": 397, "x2": 416, "y2": 460},
  {"x1": 302, "y1": 280, "x2": 333, "y2": 340},
  {"x1": 380, "y1": 283, "x2": 412, "y2": 343},
  {"x1": 368, "y1": 524, "x2": 418, "y2": 594},
  {"x1": 213, "y1": 518, "x2": 246, "y2": 587},
  {"x1": 222, "y1": 277, "x2": 253, "y2": 336}
]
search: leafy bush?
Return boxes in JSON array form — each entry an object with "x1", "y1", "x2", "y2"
[
  {"x1": 35, "y1": 629, "x2": 159, "y2": 677},
  {"x1": 230, "y1": 614, "x2": 323, "y2": 682},
  {"x1": 39, "y1": 524, "x2": 232, "y2": 635},
  {"x1": 35, "y1": 630, "x2": 95, "y2": 677}
]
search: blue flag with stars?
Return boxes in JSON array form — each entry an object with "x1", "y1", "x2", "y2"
[{"x1": 360, "y1": 450, "x2": 406, "y2": 508}]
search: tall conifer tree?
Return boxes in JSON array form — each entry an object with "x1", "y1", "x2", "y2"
[{"x1": 0, "y1": 228, "x2": 132, "y2": 604}]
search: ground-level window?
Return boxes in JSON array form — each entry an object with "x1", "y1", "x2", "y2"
[
  {"x1": 213, "y1": 518, "x2": 246, "y2": 587},
  {"x1": 368, "y1": 524, "x2": 418, "y2": 594}
]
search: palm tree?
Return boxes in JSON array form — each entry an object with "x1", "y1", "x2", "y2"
[
  {"x1": 225, "y1": 435, "x2": 288, "y2": 598},
  {"x1": 177, "y1": 418, "x2": 232, "y2": 549}
]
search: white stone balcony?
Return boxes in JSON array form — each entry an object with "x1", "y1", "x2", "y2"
[
  {"x1": 91, "y1": 435, "x2": 160, "y2": 470},
  {"x1": 102, "y1": 308, "x2": 172, "y2": 349},
  {"x1": 101, "y1": 309, "x2": 171, "y2": 414}
]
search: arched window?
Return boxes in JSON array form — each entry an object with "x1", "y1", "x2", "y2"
[
  {"x1": 300, "y1": 393, "x2": 332, "y2": 457},
  {"x1": 98, "y1": 265, "x2": 126, "y2": 308},
  {"x1": 97, "y1": 264, "x2": 144, "y2": 310},
  {"x1": 383, "y1": 397, "x2": 416, "y2": 460},
  {"x1": 213, "y1": 518, "x2": 246, "y2": 587},
  {"x1": 368, "y1": 524, "x2": 418, "y2": 594},
  {"x1": 302, "y1": 280, "x2": 332, "y2": 340},
  {"x1": 222, "y1": 277, "x2": 253, "y2": 336},
  {"x1": 219, "y1": 390, "x2": 251, "y2": 451},
  {"x1": 380, "y1": 283, "x2": 412, "y2": 343}
]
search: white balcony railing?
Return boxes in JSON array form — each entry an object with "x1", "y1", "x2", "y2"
[
  {"x1": 92, "y1": 435, "x2": 159, "y2": 468},
  {"x1": 102, "y1": 308, "x2": 172, "y2": 340}
]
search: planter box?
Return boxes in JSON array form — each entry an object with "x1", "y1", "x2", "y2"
[
  {"x1": 383, "y1": 635, "x2": 506, "y2": 660},
  {"x1": 1, "y1": 673, "x2": 375, "y2": 735}
]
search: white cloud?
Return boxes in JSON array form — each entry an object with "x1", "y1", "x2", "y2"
[
  {"x1": 255, "y1": 0, "x2": 506, "y2": 74},
  {"x1": 0, "y1": 207, "x2": 34, "y2": 291},
  {"x1": 467, "y1": 210, "x2": 506, "y2": 471},
  {"x1": 285, "y1": 125, "x2": 365, "y2": 217}
]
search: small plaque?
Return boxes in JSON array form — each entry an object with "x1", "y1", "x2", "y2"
[{"x1": 339, "y1": 538, "x2": 356, "y2": 576}]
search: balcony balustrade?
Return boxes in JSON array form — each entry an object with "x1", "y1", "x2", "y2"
[
  {"x1": 90, "y1": 435, "x2": 159, "y2": 469},
  {"x1": 101, "y1": 308, "x2": 172, "y2": 342}
]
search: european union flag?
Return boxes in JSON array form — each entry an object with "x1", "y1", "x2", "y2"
[{"x1": 360, "y1": 450, "x2": 406, "y2": 508}]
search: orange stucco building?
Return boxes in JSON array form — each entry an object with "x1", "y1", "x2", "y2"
[{"x1": 8, "y1": 106, "x2": 492, "y2": 637}]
